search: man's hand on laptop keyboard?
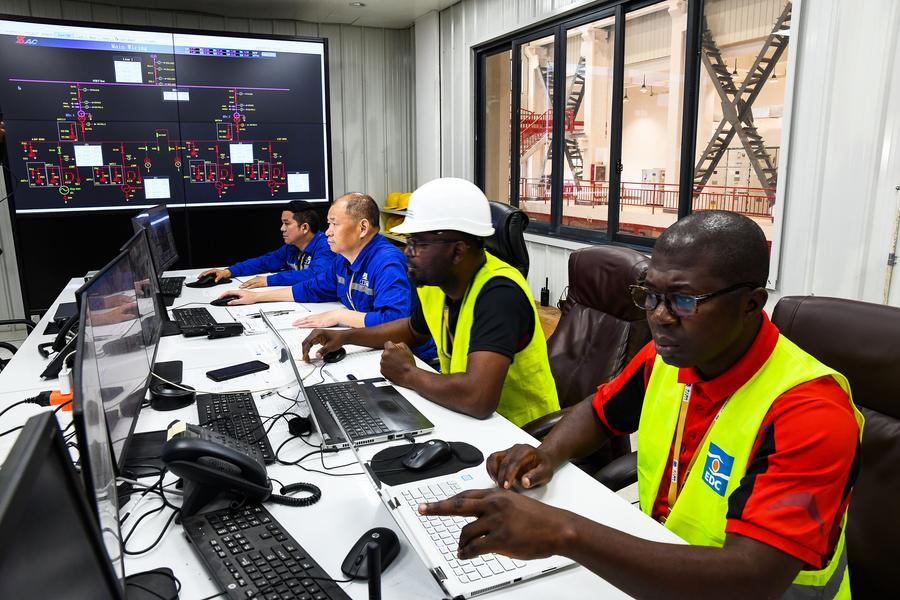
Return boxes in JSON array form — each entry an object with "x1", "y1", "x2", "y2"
[
  {"x1": 487, "y1": 443, "x2": 558, "y2": 491},
  {"x1": 418, "y1": 488, "x2": 574, "y2": 561}
]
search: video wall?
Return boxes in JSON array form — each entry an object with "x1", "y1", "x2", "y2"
[{"x1": 0, "y1": 18, "x2": 331, "y2": 213}]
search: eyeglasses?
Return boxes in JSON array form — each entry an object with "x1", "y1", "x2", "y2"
[
  {"x1": 629, "y1": 282, "x2": 759, "y2": 317},
  {"x1": 405, "y1": 236, "x2": 464, "y2": 257}
]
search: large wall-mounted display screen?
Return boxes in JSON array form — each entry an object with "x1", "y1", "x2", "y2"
[{"x1": 0, "y1": 18, "x2": 330, "y2": 213}]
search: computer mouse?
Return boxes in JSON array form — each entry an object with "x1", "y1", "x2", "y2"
[
  {"x1": 402, "y1": 439, "x2": 452, "y2": 471},
  {"x1": 322, "y1": 347, "x2": 347, "y2": 363},
  {"x1": 186, "y1": 273, "x2": 232, "y2": 288},
  {"x1": 340, "y1": 527, "x2": 400, "y2": 580},
  {"x1": 210, "y1": 294, "x2": 241, "y2": 307}
]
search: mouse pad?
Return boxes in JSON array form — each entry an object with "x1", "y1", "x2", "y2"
[{"x1": 370, "y1": 441, "x2": 484, "y2": 486}]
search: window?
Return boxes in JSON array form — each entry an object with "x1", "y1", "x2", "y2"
[
  {"x1": 482, "y1": 49, "x2": 512, "y2": 203},
  {"x1": 475, "y1": 0, "x2": 793, "y2": 248}
]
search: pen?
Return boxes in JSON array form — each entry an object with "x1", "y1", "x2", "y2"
[{"x1": 249, "y1": 310, "x2": 293, "y2": 319}]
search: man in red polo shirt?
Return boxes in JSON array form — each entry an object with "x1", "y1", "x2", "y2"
[{"x1": 420, "y1": 211, "x2": 862, "y2": 598}]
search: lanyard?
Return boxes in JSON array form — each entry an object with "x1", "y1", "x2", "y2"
[
  {"x1": 346, "y1": 270, "x2": 356, "y2": 311},
  {"x1": 665, "y1": 384, "x2": 729, "y2": 517},
  {"x1": 298, "y1": 251, "x2": 307, "y2": 270},
  {"x1": 441, "y1": 303, "x2": 455, "y2": 358}
]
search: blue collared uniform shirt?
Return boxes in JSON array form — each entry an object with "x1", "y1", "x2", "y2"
[
  {"x1": 290, "y1": 233, "x2": 437, "y2": 361},
  {"x1": 228, "y1": 231, "x2": 334, "y2": 286}
]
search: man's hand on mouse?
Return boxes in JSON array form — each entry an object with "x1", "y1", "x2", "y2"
[
  {"x1": 380, "y1": 341, "x2": 416, "y2": 387},
  {"x1": 240, "y1": 275, "x2": 268, "y2": 289},
  {"x1": 292, "y1": 308, "x2": 348, "y2": 329},
  {"x1": 301, "y1": 328, "x2": 348, "y2": 362},
  {"x1": 216, "y1": 289, "x2": 258, "y2": 305},
  {"x1": 199, "y1": 267, "x2": 232, "y2": 282}
]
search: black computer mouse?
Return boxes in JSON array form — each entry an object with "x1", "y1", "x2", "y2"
[
  {"x1": 186, "y1": 273, "x2": 232, "y2": 288},
  {"x1": 340, "y1": 527, "x2": 400, "y2": 580},
  {"x1": 322, "y1": 347, "x2": 347, "y2": 363},
  {"x1": 210, "y1": 294, "x2": 241, "y2": 307},
  {"x1": 402, "y1": 439, "x2": 452, "y2": 471}
]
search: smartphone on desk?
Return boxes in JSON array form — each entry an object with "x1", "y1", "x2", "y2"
[{"x1": 206, "y1": 360, "x2": 269, "y2": 382}]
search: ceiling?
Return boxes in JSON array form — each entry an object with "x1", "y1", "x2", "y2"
[{"x1": 113, "y1": 0, "x2": 458, "y2": 29}]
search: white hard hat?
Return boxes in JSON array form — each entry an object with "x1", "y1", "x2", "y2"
[{"x1": 391, "y1": 177, "x2": 495, "y2": 237}]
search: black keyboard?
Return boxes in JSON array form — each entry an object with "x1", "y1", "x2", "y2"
[
  {"x1": 182, "y1": 504, "x2": 351, "y2": 600},
  {"x1": 159, "y1": 275, "x2": 186, "y2": 297},
  {"x1": 172, "y1": 306, "x2": 217, "y2": 330},
  {"x1": 313, "y1": 385, "x2": 390, "y2": 440},
  {"x1": 197, "y1": 392, "x2": 275, "y2": 464}
]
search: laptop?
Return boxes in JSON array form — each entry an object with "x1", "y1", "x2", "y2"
[
  {"x1": 326, "y1": 404, "x2": 575, "y2": 598},
  {"x1": 259, "y1": 310, "x2": 434, "y2": 448}
]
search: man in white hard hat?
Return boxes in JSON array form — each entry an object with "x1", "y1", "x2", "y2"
[{"x1": 301, "y1": 177, "x2": 560, "y2": 426}]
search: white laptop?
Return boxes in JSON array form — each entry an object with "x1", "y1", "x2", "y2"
[{"x1": 326, "y1": 405, "x2": 575, "y2": 598}]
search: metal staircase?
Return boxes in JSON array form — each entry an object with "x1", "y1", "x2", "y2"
[
  {"x1": 693, "y1": 2, "x2": 791, "y2": 198},
  {"x1": 537, "y1": 56, "x2": 588, "y2": 184}
]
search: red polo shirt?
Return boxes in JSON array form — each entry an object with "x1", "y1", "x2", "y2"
[{"x1": 592, "y1": 313, "x2": 860, "y2": 569}]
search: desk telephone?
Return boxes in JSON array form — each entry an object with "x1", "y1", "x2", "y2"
[{"x1": 161, "y1": 421, "x2": 271, "y2": 516}]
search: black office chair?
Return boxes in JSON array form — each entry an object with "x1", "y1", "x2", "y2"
[
  {"x1": 0, "y1": 319, "x2": 36, "y2": 373},
  {"x1": 485, "y1": 201, "x2": 530, "y2": 277}
]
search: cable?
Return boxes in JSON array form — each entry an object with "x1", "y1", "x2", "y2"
[
  {"x1": 195, "y1": 591, "x2": 227, "y2": 600},
  {"x1": 150, "y1": 371, "x2": 298, "y2": 397},
  {"x1": 0, "y1": 398, "x2": 37, "y2": 420},
  {"x1": 123, "y1": 508, "x2": 179, "y2": 556}
]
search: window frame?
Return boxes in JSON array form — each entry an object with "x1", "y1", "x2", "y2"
[{"x1": 474, "y1": 0, "x2": 789, "y2": 253}]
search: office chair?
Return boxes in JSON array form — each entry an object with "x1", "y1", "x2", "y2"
[
  {"x1": 0, "y1": 319, "x2": 36, "y2": 373},
  {"x1": 485, "y1": 201, "x2": 530, "y2": 277},
  {"x1": 772, "y1": 295, "x2": 900, "y2": 598},
  {"x1": 522, "y1": 245, "x2": 650, "y2": 473}
]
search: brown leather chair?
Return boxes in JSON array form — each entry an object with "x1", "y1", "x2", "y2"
[
  {"x1": 772, "y1": 296, "x2": 900, "y2": 598},
  {"x1": 523, "y1": 245, "x2": 650, "y2": 470}
]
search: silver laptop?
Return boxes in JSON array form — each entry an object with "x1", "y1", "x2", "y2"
[
  {"x1": 259, "y1": 311, "x2": 434, "y2": 449},
  {"x1": 326, "y1": 404, "x2": 574, "y2": 599}
]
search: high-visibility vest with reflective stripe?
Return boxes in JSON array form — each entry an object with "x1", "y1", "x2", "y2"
[
  {"x1": 637, "y1": 334, "x2": 863, "y2": 598},
  {"x1": 417, "y1": 252, "x2": 559, "y2": 426}
]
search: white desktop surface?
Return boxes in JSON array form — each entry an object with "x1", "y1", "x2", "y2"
[{"x1": 0, "y1": 269, "x2": 682, "y2": 599}]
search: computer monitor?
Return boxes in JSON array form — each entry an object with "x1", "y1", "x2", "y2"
[
  {"x1": 78, "y1": 247, "x2": 152, "y2": 470},
  {"x1": 132, "y1": 204, "x2": 179, "y2": 275},
  {"x1": 0, "y1": 412, "x2": 124, "y2": 599},
  {"x1": 122, "y1": 228, "x2": 163, "y2": 363},
  {"x1": 72, "y1": 297, "x2": 128, "y2": 587}
]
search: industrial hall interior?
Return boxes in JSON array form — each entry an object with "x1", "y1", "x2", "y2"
[{"x1": 0, "y1": 1, "x2": 897, "y2": 600}]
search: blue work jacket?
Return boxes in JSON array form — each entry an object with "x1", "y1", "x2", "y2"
[
  {"x1": 290, "y1": 233, "x2": 437, "y2": 361},
  {"x1": 228, "y1": 231, "x2": 334, "y2": 286}
]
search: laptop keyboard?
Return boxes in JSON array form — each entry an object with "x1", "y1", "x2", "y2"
[
  {"x1": 197, "y1": 392, "x2": 275, "y2": 464},
  {"x1": 172, "y1": 306, "x2": 217, "y2": 329},
  {"x1": 314, "y1": 385, "x2": 390, "y2": 440},
  {"x1": 401, "y1": 480, "x2": 527, "y2": 584},
  {"x1": 159, "y1": 276, "x2": 185, "y2": 297},
  {"x1": 182, "y1": 504, "x2": 350, "y2": 600}
]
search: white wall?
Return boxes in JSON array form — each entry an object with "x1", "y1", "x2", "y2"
[
  {"x1": 0, "y1": 0, "x2": 417, "y2": 321},
  {"x1": 429, "y1": 0, "x2": 900, "y2": 309}
]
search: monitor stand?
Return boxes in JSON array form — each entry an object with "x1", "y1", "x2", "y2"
[
  {"x1": 122, "y1": 430, "x2": 168, "y2": 479},
  {"x1": 156, "y1": 291, "x2": 182, "y2": 337},
  {"x1": 125, "y1": 567, "x2": 180, "y2": 599}
]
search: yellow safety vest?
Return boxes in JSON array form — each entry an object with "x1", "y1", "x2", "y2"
[
  {"x1": 637, "y1": 334, "x2": 863, "y2": 599},
  {"x1": 417, "y1": 252, "x2": 559, "y2": 426}
]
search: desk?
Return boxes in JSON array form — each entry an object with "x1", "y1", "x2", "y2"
[{"x1": 0, "y1": 270, "x2": 681, "y2": 599}]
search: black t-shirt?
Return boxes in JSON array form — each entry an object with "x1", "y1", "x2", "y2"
[{"x1": 410, "y1": 277, "x2": 535, "y2": 360}]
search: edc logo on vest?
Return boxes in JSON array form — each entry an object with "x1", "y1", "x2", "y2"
[{"x1": 702, "y1": 442, "x2": 734, "y2": 497}]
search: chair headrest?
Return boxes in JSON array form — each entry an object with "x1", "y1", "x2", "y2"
[
  {"x1": 485, "y1": 201, "x2": 529, "y2": 277},
  {"x1": 566, "y1": 245, "x2": 649, "y2": 321},
  {"x1": 772, "y1": 296, "x2": 900, "y2": 418}
]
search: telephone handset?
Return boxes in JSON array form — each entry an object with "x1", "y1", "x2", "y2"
[{"x1": 161, "y1": 421, "x2": 271, "y2": 517}]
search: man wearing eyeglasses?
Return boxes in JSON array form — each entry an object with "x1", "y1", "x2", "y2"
[
  {"x1": 301, "y1": 177, "x2": 559, "y2": 426},
  {"x1": 420, "y1": 210, "x2": 863, "y2": 599}
]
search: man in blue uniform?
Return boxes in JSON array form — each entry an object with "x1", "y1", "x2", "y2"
[
  {"x1": 199, "y1": 201, "x2": 333, "y2": 289},
  {"x1": 221, "y1": 193, "x2": 436, "y2": 360}
]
